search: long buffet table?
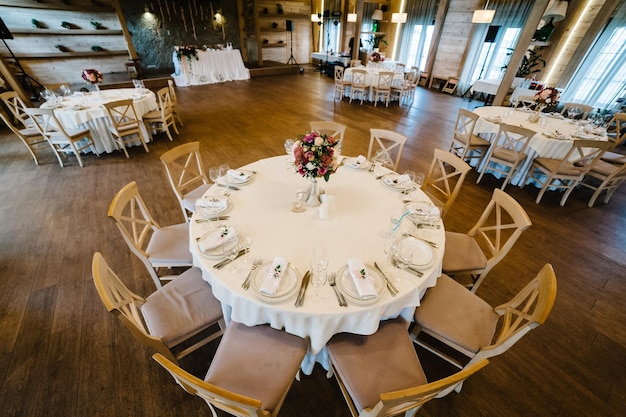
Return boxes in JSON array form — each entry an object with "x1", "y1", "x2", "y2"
[{"x1": 172, "y1": 49, "x2": 250, "y2": 87}]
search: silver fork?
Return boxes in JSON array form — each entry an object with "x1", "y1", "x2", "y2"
[
  {"x1": 242, "y1": 258, "x2": 262, "y2": 289},
  {"x1": 329, "y1": 273, "x2": 347, "y2": 307}
]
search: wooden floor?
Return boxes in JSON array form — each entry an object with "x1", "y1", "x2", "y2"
[{"x1": 0, "y1": 66, "x2": 624, "y2": 417}]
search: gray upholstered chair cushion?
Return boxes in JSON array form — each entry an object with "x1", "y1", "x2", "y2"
[
  {"x1": 141, "y1": 267, "x2": 222, "y2": 347},
  {"x1": 327, "y1": 318, "x2": 427, "y2": 412},
  {"x1": 145, "y1": 222, "x2": 192, "y2": 264},
  {"x1": 414, "y1": 274, "x2": 498, "y2": 353},
  {"x1": 205, "y1": 322, "x2": 307, "y2": 412},
  {"x1": 442, "y1": 231, "x2": 487, "y2": 273}
]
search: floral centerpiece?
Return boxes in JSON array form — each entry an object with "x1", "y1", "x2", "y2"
[
  {"x1": 82, "y1": 69, "x2": 103, "y2": 90},
  {"x1": 292, "y1": 130, "x2": 339, "y2": 206},
  {"x1": 369, "y1": 52, "x2": 384, "y2": 63},
  {"x1": 529, "y1": 86, "x2": 559, "y2": 122},
  {"x1": 175, "y1": 45, "x2": 199, "y2": 61}
]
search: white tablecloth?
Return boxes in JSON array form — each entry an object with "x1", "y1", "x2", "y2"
[
  {"x1": 473, "y1": 106, "x2": 608, "y2": 186},
  {"x1": 311, "y1": 52, "x2": 351, "y2": 67},
  {"x1": 172, "y1": 49, "x2": 250, "y2": 87},
  {"x1": 190, "y1": 156, "x2": 444, "y2": 374},
  {"x1": 47, "y1": 88, "x2": 157, "y2": 154},
  {"x1": 344, "y1": 66, "x2": 405, "y2": 101}
]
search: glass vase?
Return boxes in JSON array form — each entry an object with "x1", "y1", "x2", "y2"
[{"x1": 306, "y1": 177, "x2": 322, "y2": 207}]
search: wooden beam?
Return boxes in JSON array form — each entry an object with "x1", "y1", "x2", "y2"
[
  {"x1": 424, "y1": 0, "x2": 450, "y2": 78},
  {"x1": 110, "y1": 0, "x2": 136, "y2": 60}
]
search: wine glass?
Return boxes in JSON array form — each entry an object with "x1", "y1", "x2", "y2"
[
  {"x1": 209, "y1": 167, "x2": 220, "y2": 183},
  {"x1": 223, "y1": 233, "x2": 241, "y2": 274},
  {"x1": 237, "y1": 225, "x2": 253, "y2": 266},
  {"x1": 393, "y1": 243, "x2": 414, "y2": 273},
  {"x1": 309, "y1": 245, "x2": 328, "y2": 303},
  {"x1": 218, "y1": 164, "x2": 230, "y2": 183},
  {"x1": 284, "y1": 139, "x2": 294, "y2": 155}
]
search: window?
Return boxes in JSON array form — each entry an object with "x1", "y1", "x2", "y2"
[
  {"x1": 470, "y1": 27, "x2": 521, "y2": 81},
  {"x1": 405, "y1": 24, "x2": 434, "y2": 70}
]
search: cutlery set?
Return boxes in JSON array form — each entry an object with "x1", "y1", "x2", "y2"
[
  {"x1": 294, "y1": 271, "x2": 311, "y2": 307},
  {"x1": 329, "y1": 273, "x2": 348, "y2": 307},
  {"x1": 212, "y1": 248, "x2": 248, "y2": 269},
  {"x1": 241, "y1": 258, "x2": 262, "y2": 289},
  {"x1": 373, "y1": 262, "x2": 399, "y2": 296},
  {"x1": 401, "y1": 233, "x2": 439, "y2": 249}
]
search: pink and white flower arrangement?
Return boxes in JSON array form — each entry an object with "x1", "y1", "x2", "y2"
[
  {"x1": 81, "y1": 68, "x2": 103, "y2": 84},
  {"x1": 292, "y1": 130, "x2": 339, "y2": 181},
  {"x1": 369, "y1": 52, "x2": 384, "y2": 63},
  {"x1": 534, "y1": 86, "x2": 560, "y2": 107}
]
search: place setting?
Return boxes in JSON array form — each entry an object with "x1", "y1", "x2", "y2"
[
  {"x1": 342, "y1": 154, "x2": 371, "y2": 171},
  {"x1": 248, "y1": 256, "x2": 302, "y2": 304},
  {"x1": 334, "y1": 259, "x2": 386, "y2": 305},
  {"x1": 209, "y1": 164, "x2": 256, "y2": 191}
]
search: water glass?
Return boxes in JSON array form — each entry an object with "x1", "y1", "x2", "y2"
[
  {"x1": 310, "y1": 245, "x2": 328, "y2": 302},
  {"x1": 218, "y1": 164, "x2": 230, "y2": 182},
  {"x1": 209, "y1": 167, "x2": 220, "y2": 183},
  {"x1": 414, "y1": 172, "x2": 425, "y2": 188}
]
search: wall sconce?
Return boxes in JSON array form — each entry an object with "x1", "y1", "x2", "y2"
[
  {"x1": 372, "y1": 9, "x2": 383, "y2": 21},
  {"x1": 543, "y1": 0, "x2": 568, "y2": 22},
  {"x1": 311, "y1": 13, "x2": 322, "y2": 25},
  {"x1": 391, "y1": 13, "x2": 407, "y2": 24},
  {"x1": 472, "y1": 1, "x2": 495, "y2": 24},
  {"x1": 347, "y1": 13, "x2": 357, "y2": 23}
]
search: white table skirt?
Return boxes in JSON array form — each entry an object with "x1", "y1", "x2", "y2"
[
  {"x1": 190, "y1": 155, "x2": 444, "y2": 374},
  {"x1": 48, "y1": 88, "x2": 157, "y2": 154},
  {"x1": 172, "y1": 49, "x2": 250, "y2": 87},
  {"x1": 344, "y1": 67, "x2": 405, "y2": 101},
  {"x1": 473, "y1": 106, "x2": 608, "y2": 186},
  {"x1": 311, "y1": 52, "x2": 351, "y2": 67}
]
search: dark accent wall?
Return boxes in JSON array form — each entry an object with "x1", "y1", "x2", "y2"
[{"x1": 119, "y1": 1, "x2": 241, "y2": 76}]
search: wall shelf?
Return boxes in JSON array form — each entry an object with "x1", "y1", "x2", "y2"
[{"x1": 14, "y1": 51, "x2": 128, "y2": 59}]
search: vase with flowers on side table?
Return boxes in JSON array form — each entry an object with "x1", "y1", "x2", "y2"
[{"x1": 292, "y1": 130, "x2": 339, "y2": 207}]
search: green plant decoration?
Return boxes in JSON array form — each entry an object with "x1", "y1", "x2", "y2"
[
  {"x1": 368, "y1": 34, "x2": 388, "y2": 49},
  {"x1": 90, "y1": 20, "x2": 103, "y2": 29},
  {"x1": 503, "y1": 48, "x2": 546, "y2": 78},
  {"x1": 91, "y1": 45, "x2": 104, "y2": 51},
  {"x1": 61, "y1": 21, "x2": 72, "y2": 29}
]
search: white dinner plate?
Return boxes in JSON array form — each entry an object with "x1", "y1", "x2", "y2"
[
  {"x1": 224, "y1": 170, "x2": 255, "y2": 185},
  {"x1": 403, "y1": 201, "x2": 434, "y2": 223},
  {"x1": 196, "y1": 223, "x2": 238, "y2": 259},
  {"x1": 196, "y1": 196, "x2": 232, "y2": 218},
  {"x1": 251, "y1": 262, "x2": 301, "y2": 304},
  {"x1": 382, "y1": 174, "x2": 412, "y2": 191},
  {"x1": 394, "y1": 235, "x2": 436, "y2": 268},
  {"x1": 343, "y1": 157, "x2": 371, "y2": 170},
  {"x1": 335, "y1": 264, "x2": 384, "y2": 305}
]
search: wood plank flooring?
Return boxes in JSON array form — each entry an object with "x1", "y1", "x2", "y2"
[{"x1": 0, "y1": 66, "x2": 624, "y2": 417}]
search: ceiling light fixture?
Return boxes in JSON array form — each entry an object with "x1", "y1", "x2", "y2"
[
  {"x1": 391, "y1": 13, "x2": 407, "y2": 24},
  {"x1": 542, "y1": 0, "x2": 568, "y2": 22},
  {"x1": 347, "y1": 13, "x2": 357, "y2": 23},
  {"x1": 372, "y1": 9, "x2": 383, "y2": 21},
  {"x1": 472, "y1": 1, "x2": 495, "y2": 24}
]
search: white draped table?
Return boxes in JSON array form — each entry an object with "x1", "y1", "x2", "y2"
[
  {"x1": 190, "y1": 155, "x2": 444, "y2": 374},
  {"x1": 172, "y1": 49, "x2": 250, "y2": 87},
  {"x1": 473, "y1": 106, "x2": 609, "y2": 186},
  {"x1": 45, "y1": 88, "x2": 157, "y2": 154},
  {"x1": 343, "y1": 65, "x2": 405, "y2": 101}
]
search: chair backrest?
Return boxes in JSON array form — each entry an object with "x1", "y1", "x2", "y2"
[
  {"x1": 156, "y1": 86, "x2": 174, "y2": 114},
  {"x1": 334, "y1": 66, "x2": 345, "y2": 85},
  {"x1": 309, "y1": 121, "x2": 346, "y2": 154},
  {"x1": 107, "y1": 181, "x2": 161, "y2": 285},
  {"x1": 441, "y1": 77, "x2": 458, "y2": 94},
  {"x1": 606, "y1": 112, "x2": 626, "y2": 150},
  {"x1": 152, "y1": 352, "x2": 267, "y2": 416},
  {"x1": 422, "y1": 148, "x2": 472, "y2": 219},
  {"x1": 376, "y1": 71, "x2": 394, "y2": 89},
  {"x1": 160, "y1": 141, "x2": 209, "y2": 215},
  {"x1": 491, "y1": 123, "x2": 535, "y2": 160},
  {"x1": 453, "y1": 108, "x2": 480, "y2": 143},
  {"x1": 368, "y1": 129, "x2": 408, "y2": 171},
  {"x1": 352, "y1": 69, "x2": 367, "y2": 87},
  {"x1": 561, "y1": 102, "x2": 593, "y2": 119},
  {"x1": 558, "y1": 139, "x2": 612, "y2": 176},
  {"x1": 103, "y1": 99, "x2": 141, "y2": 134},
  {"x1": 24, "y1": 107, "x2": 71, "y2": 141},
  {"x1": 517, "y1": 95, "x2": 535, "y2": 109},
  {"x1": 92, "y1": 252, "x2": 178, "y2": 360},
  {"x1": 167, "y1": 79, "x2": 178, "y2": 107},
  {"x1": 0, "y1": 109, "x2": 44, "y2": 165},
  {"x1": 394, "y1": 63, "x2": 405, "y2": 74},
  {"x1": 350, "y1": 59, "x2": 361, "y2": 67},
  {"x1": 0, "y1": 91, "x2": 32, "y2": 128},
  {"x1": 468, "y1": 188, "x2": 532, "y2": 291},
  {"x1": 366, "y1": 359, "x2": 489, "y2": 417}
]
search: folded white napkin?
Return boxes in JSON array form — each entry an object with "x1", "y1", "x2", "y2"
[
  {"x1": 384, "y1": 174, "x2": 410, "y2": 187},
  {"x1": 347, "y1": 259, "x2": 377, "y2": 299},
  {"x1": 198, "y1": 225, "x2": 238, "y2": 252},
  {"x1": 227, "y1": 169, "x2": 251, "y2": 182},
  {"x1": 259, "y1": 256, "x2": 288, "y2": 296},
  {"x1": 196, "y1": 196, "x2": 228, "y2": 212}
]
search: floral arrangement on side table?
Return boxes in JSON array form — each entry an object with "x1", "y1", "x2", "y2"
[
  {"x1": 292, "y1": 130, "x2": 339, "y2": 207},
  {"x1": 175, "y1": 45, "x2": 199, "y2": 61},
  {"x1": 369, "y1": 52, "x2": 384, "y2": 63},
  {"x1": 534, "y1": 86, "x2": 560, "y2": 108},
  {"x1": 82, "y1": 69, "x2": 103, "y2": 90}
]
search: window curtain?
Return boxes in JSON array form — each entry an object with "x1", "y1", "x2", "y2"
[
  {"x1": 360, "y1": 2, "x2": 377, "y2": 48},
  {"x1": 560, "y1": 3, "x2": 626, "y2": 111},
  {"x1": 458, "y1": 0, "x2": 533, "y2": 94},
  {"x1": 396, "y1": 0, "x2": 438, "y2": 68}
]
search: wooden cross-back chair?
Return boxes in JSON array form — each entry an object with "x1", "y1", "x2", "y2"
[
  {"x1": 92, "y1": 252, "x2": 224, "y2": 365},
  {"x1": 372, "y1": 71, "x2": 394, "y2": 107},
  {"x1": 350, "y1": 69, "x2": 368, "y2": 105},
  {"x1": 0, "y1": 109, "x2": 48, "y2": 166},
  {"x1": 561, "y1": 102, "x2": 593, "y2": 120},
  {"x1": 0, "y1": 91, "x2": 33, "y2": 128},
  {"x1": 160, "y1": 141, "x2": 212, "y2": 221},
  {"x1": 579, "y1": 158, "x2": 626, "y2": 207},
  {"x1": 422, "y1": 148, "x2": 472, "y2": 220},
  {"x1": 448, "y1": 108, "x2": 490, "y2": 165},
  {"x1": 522, "y1": 139, "x2": 611, "y2": 206},
  {"x1": 334, "y1": 65, "x2": 351, "y2": 100},
  {"x1": 143, "y1": 86, "x2": 179, "y2": 141},
  {"x1": 103, "y1": 98, "x2": 150, "y2": 158},
  {"x1": 601, "y1": 112, "x2": 626, "y2": 165},
  {"x1": 412, "y1": 264, "x2": 557, "y2": 393},
  {"x1": 476, "y1": 123, "x2": 536, "y2": 190},
  {"x1": 368, "y1": 128, "x2": 408, "y2": 171},
  {"x1": 167, "y1": 79, "x2": 184, "y2": 126},
  {"x1": 442, "y1": 188, "x2": 532, "y2": 292},
  {"x1": 108, "y1": 181, "x2": 193, "y2": 288}
]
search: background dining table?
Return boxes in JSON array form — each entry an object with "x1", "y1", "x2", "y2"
[
  {"x1": 189, "y1": 155, "x2": 444, "y2": 374},
  {"x1": 172, "y1": 49, "x2": 251, "y2": 87},
  {"x1": 43, "y1": 88, "x2": 157, "y2": 154},
  {"x1": 343, "y1": 64, "x2": 405, "y2": 102},
  {"x1": 473, "y1": 106, "x2": 609, "y2": 186}
]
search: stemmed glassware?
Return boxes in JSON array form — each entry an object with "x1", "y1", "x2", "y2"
[
  {"x1": 284, "y1": 139, "x2": 295, "y2": 168},
  {"x1": 237, "y1": 225, "x2": 253, "y2": 266},
  {"x1": 309, "y1": 245, "x2": 328, "y2": 303},
  {"x1": 223, "y1": 233, "x2": 241, "y2": 274},
  {"x1": 219, "y1": 164, "x2": 230, "y2": 183}
]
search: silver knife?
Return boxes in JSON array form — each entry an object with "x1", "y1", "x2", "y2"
[
  {"x1": 295, "y1": 271, "x2": 311, "y2": 307},
  {"x1": 402, "y1": 232, "x2": 439, "y2": 249},
  {"x1": 217, "y1": 183, "x2": 240, "y2": 191},
  {"x1": 213, "y1": 248, "x2": 247, "y2": 269},
  {"x1": 373, "y1": 262, "x2": 399, "y2": 296},
  {"x1": 195, "y1": 216, "x2": 230, "y2": 223}
]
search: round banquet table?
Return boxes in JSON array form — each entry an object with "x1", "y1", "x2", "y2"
[
  {"x1": 43, "y1": 88, "x2": 157, "y2": 154},
  {"x1": 473, "y1": 106, "x2": 609, "y2": 186},
  {"x1": 189, "y1": 155, "x2": 444, "y2": 374}
]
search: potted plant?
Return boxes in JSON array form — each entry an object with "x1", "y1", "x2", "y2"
[
  {"x1": 502, "y1": 48, "x2": 546, "y2": 79},
  {"x1": 368, "y1": 34, "x2": 387, "y2": 52}
]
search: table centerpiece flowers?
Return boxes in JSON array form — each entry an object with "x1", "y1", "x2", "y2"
[
  {"x1": 530, "y1": 86, "x2": 560, "y2": 122},
  {"x1": 292, "y1": 130, "x2": 339, "y2": 207},
  {"x1": 81, "y1": 68, "x2": 103, "y2": 91},
  {"x1": 369, "y1": 52, "x2": 384, "y2": 64}
]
